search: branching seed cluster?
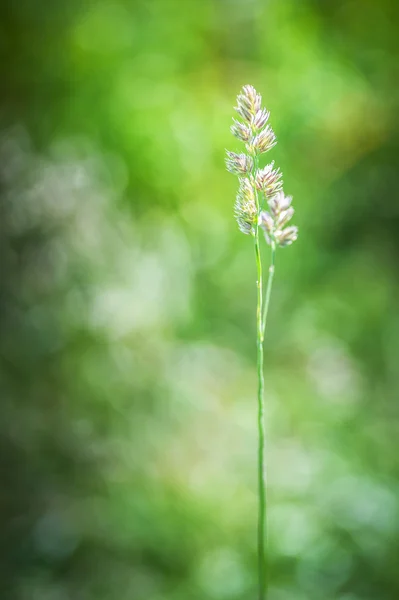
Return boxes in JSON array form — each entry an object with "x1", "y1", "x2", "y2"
[{"x1": 226, "y1": 85, "x2": 298, "y2": 247}]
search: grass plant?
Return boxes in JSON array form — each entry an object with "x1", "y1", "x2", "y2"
[{"x1": 226, "y1": 85, "x2": 298, "y2": 600}]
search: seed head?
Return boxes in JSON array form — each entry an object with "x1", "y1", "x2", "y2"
[
  {"x1": 255, "y1": 163, "x2": 282, "y2": 197},
  {"x1": 275, "y1": 226, "x2": 298, "y2": 247},
  {"x1": 227, "y1": 84, "x2": 298, "y2": 248},
  {"x1": 235, "y1": 85, "x2": 262, "y2": 123},
  {"x1": 247, "y1": 126, "x2": 277, "y2": 155},
  {"x1": 230, "y1": 119, "x2": 251, "y2": 142},
  {"x1": 259, "y1": 191, "x2": 298, "y2": 248},
  {"x1": 242, "y1": 85, "x2": 262, "y2": 109},
  {"x1": 234, "y1": 177, "x2": 257, "y2": 235},
  {"x1": 276, "y1": 207, "x2": 294, "y2": 228},
  {"x1": 225, "y1": 151, "x2": 254, "y2": 175},
  {"x1": 252, "y1": 108, "x2": 270, "y2": 130},
  {"x1": 268, "y1": 191, "x2": 292, "y2": 216}
]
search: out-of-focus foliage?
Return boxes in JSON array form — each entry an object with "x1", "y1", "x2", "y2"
[{"x1": 1, "y1": 1, "x2": 399, "y2": 599}]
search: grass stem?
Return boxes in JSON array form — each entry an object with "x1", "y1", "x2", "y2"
[
  {"x1": 262, "y1": 242, "x2": 276, "y2": 336},
  {"x1": 254, "y1": 227, "x2": 267, "y2": 600}
]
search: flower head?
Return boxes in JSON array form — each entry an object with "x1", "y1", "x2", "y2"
[
  {"x1": 234, "y1": 177, "x2": 257, "y2": 235},
  {"x1": 235, "y1": 85, "x2": 262, "y2": 122},
  {"x1": 248, "y1": 126, "x2": 277, "y2": 154},
  {"x1": 225, "y1": 151, "x2": 254, "y2": 175},
  {"x1": 259, "y1": 191, "x2": 298, "y2": 247},
  {"x1": 230, "y1": 119, "x2": 251, "y2": 143},
  {"x1": 226, "y1": 85, "x2": 298, "y2": 244},
  {"x1": 252, "y1": 108, "x2": 270, "y2": 130},
  {"x1": 275, "y1": 226, "x2": 298, "y2": 247},
  {"x1": 255, "y1": 163, "x2": 282, "y2": 197}
]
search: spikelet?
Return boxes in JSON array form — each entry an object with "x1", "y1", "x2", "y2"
[
  {"x1": 252, "y1": 108, "x2": 270, "y2": 130},
  {"x1": 234, "y1": 177, "x2": 257, "y2": 235},
  {"x1": 234, "y1": 85, "x2": 262, "y2": 121},
  {"x1": 259, "y1": 191, "x2": 298, "y2": 247},
  {"x1": 247, "y1": 127, "x2": 276, "y2": 155},
  {"x1": 225, "y1": 151, "x2": 253, "y2": 175},
  {"x1": 230, "y1": 120, "x2": 251, "y2": 142},
  {"x1": 255, "y1": 163, "x2": 282, "y2": 197}
]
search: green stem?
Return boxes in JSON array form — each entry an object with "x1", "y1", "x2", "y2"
[
  {"x1": 262, "y1": 242, "x2": 276, "y2": 336},
  {"x1": 256, "y1": 240, "x2": 276, "y2": 600},
  {"x1": 254, "y1": 227, "x2": 267, "y2": 600}
]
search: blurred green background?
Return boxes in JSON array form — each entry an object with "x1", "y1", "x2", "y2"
[{"x1": 1, "y1": 0, "x2": 399, "y2": 599}]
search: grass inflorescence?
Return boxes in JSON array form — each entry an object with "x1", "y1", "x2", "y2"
[{"x1": 226, "y1": 85, "x2": 298, "y2": 600}]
